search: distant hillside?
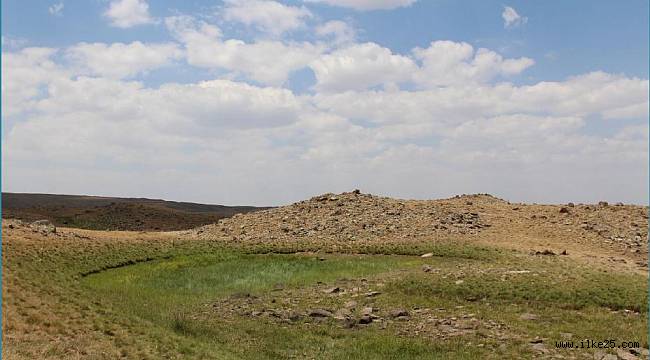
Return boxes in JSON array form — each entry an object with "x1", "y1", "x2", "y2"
[{"x1": 2, "y1": 193, "x2": 270, "y2": 231}]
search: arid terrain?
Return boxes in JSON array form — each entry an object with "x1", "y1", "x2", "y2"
[{"x1": 2, "y1": 191, "x2": 648, "y2": 359}]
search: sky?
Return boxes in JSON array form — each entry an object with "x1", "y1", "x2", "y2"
[{"x1": 1, "y1": 0, "x2": 648, "y2": 206}]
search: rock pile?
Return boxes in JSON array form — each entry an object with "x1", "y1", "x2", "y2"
[
  {"x1": 541, "y1": 203, "x2": 648, "y2": 256},
  {"x1": 29, "y1": 219, "x2": 57, "y2": 235},
  {"x1": 193, "y1": 191, "x2": 492, "y2": 244}
]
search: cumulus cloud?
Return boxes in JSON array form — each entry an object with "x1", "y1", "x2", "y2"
[
  {"x1": 308, "y1": 40, "x2": 534, "y2": 91},
  {"x1": 502, "y1": 6, "x2": 527, "y2": 29},
  {"x1": 310, "y1": 42, "x2": 417, "y2": 92},
  {"x1": 315, "y1": 20, "x2": 356, "y2": 45},
  {"x1": 66, "y1": 42, "x2": 182, "y2": 79},
  {"x1": 2, "y1": 32, "x2": 648, "y2": 204},
  {"x1": 222, "y1": 0, "x2": 313, "y2": 36},
  {"x1": 305, "y1": 0, "x2": 417, "y2": 11},
  {"x1": 413, "y1": 41, "x2": 534, "y2": 87},
  {"x1": 310, "y1": 73, "x2": 649, "y2": 128},
  {"x1": 48, "y1": 2, "x2": 64, "y2": 16},
  {"x1": 1, "y1": 47, "x2": 68, "y2": 117},
  {"x1": 104, "y1": 0, "x2": 155, "y2": 28},
  {"x1": 166, "y1": 16, "x2": 323, "y2": 86}
]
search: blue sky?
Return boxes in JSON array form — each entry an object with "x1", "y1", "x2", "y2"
[
  {"x1": 4, "y1": 1, "x2": 649, "y2": 85},
  {"x1": 2, "y1": 0, "x2": 649, "y2": 205}
]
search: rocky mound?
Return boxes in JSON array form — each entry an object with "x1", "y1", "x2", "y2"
[
  {"x1": 526, "y1": 202, "x2": 648, "y2": 255},
  {"x1": 193, "y1": 191, "x2": 498, "y2": 244},
  {"x1": 191, "y1": 191, "x2": 648, "y2": 269}
]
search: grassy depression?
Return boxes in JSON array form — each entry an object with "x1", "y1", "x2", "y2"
[
  {"x1": 79, "y1": 250, "x2": 647, "y2": 359},
  {"x1": 83, "y1": 253, "x2": 418, "y2": 324}
]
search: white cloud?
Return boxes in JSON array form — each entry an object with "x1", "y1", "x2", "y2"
[
  {"x1": 48, "y1": 2, "x2": 64, "y2": 16},
  {"x1": 412, "y1": 41, "x2": 534, "y2": 87},
  {"x1": 2, "y1": 37, "x2": 648, "y2": 205},
  {"x1": 1, "y1": 47, "x2": 67, "y2": 117},
  {"x1": 315, "y1": 20, "x2": 356, "y2": 45},
  {"x1": 310, "y1": 73, "x2": 649, "y2": 128},
  {"x1": 310, "y1": 42, "x2": 417, "y2": 92},
  {"x1": 66, "y1": 42, "x2": 182, "y2": 79},
  {"x1": 305, "y1": 0, "x2": 417, "y2": 11},
  {"x1": 1, "y1": 35, "x2": 28, "y2": 49},
  {"x1": 502, "y1": 6, "x2": 527, "y2": 29},
  {"x1": 104, "y1": 0, "x2": 155, "y2": 28},
  {"x1": 309, "y1": 40, "x2": 534, "y2": 92},
  {"x1": 222, "y1": 0, "x2": 313, "y2": 36},
  {"x1": 166, "y1": 16, "x2": 323, "y2": 86}
]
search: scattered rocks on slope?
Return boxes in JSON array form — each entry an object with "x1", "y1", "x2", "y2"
[
  {"x1": 30, "y1": 219, "x2": 56, "y2": 234},
  {"x1": 192, "y1": 191, "x2": 493, "y2": 245},
  {"x1": 185, "y1": 190, "x2": 647, "y2": 268}
]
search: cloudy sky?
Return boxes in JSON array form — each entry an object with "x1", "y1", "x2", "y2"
[{"x1": 2, "y1": 0, "x2": 648, "y2": 206}]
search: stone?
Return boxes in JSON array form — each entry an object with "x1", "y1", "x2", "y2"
[
  {"x1": 333, "y1": 308, "x2": 352, "y2": 320},
  {"x1": 559, "y1": 207, "x2": 570, "y2": 214},
  {"x1": 358, "y1": 315, "x2": 373, "y2": 324},
  {"x1": 519, "y1": 313, "x2": 538, "y2": 321},
  {"x1": 422, "y1": 265, "x2": 433, "y2": 272},
  {"x1": 272, "y1": 284, "x2": 285, "y2": 291},
  {"x1": 594, "y1": 350, "x2": 617, "y2": 360},
  {"x1": 389, "y1": 309, "x2": 409, "y2": 318},
  {"x1": 32, "y1": 219, "x2": 52, "y2": 226},
  {"x1": 421, "y1": 253, "x2": 434, "y2": 258},
  {"x1": 30, "y1": 219, "x2": 56, "y2": 233},
  {"x1": 593, "y1": 350, "x2": 606, "y2": 360},
  {"x1": 361, "y1": 307, "x2": 374, "y2": 315},
  {"x1": 343, "y1": 300, "x2": 357, "y2": 309},
  {"x1": 616, "y1": 349, "x2": 640, "y2": 360},
  {"x1": 308, "y1": 309, "x2": 333, "y2": 318},
  {"x1": 560, "y1": 332, "x2": 573, "y2": 340},
  {"x1": 530, "y1": 343, "x2": 548, "y2": 353},
  {"x1": 630, "y1": 348, "x2": 649, "y2": 357},
  {"x1": 365, "y1": 291, "x2": 381, "y2": 297},
  {"x1": 287, "y1": 311, "x2": 302, "y2": 322},
  {"x1": 535, "y1": 249, "x2": 556, "y2": 256},
  {"x1": 323, "y1": 287, "x2": 342, "y2": 294}
]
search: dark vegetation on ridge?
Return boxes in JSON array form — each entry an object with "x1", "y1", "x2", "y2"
[{"x1": 1, "y1": 192, "x2": 270, "y2": 231}]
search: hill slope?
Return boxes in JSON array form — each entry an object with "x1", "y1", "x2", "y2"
[
  {"x1": 2, "y1": 192, "x2": 269, "y2": 231},
  {"x1": 192, "y1": 190, "x2": 648, "y2": 272}
]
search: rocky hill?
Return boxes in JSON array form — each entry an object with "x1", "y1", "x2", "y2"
[{"x1": 192, "y1": 190, "x2": 648, "y2": 270}]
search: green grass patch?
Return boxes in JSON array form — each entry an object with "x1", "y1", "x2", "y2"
[
  {"x1": 388, "y1": 265, "x2": 647, "y2": 311},
  {"x1": 83, "y1": 253, "x2": 419, "y2": 323}
]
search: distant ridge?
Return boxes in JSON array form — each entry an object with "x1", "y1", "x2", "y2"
[{"x1": 2, "y1": 192, "x2": 270, "y2": 231}]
